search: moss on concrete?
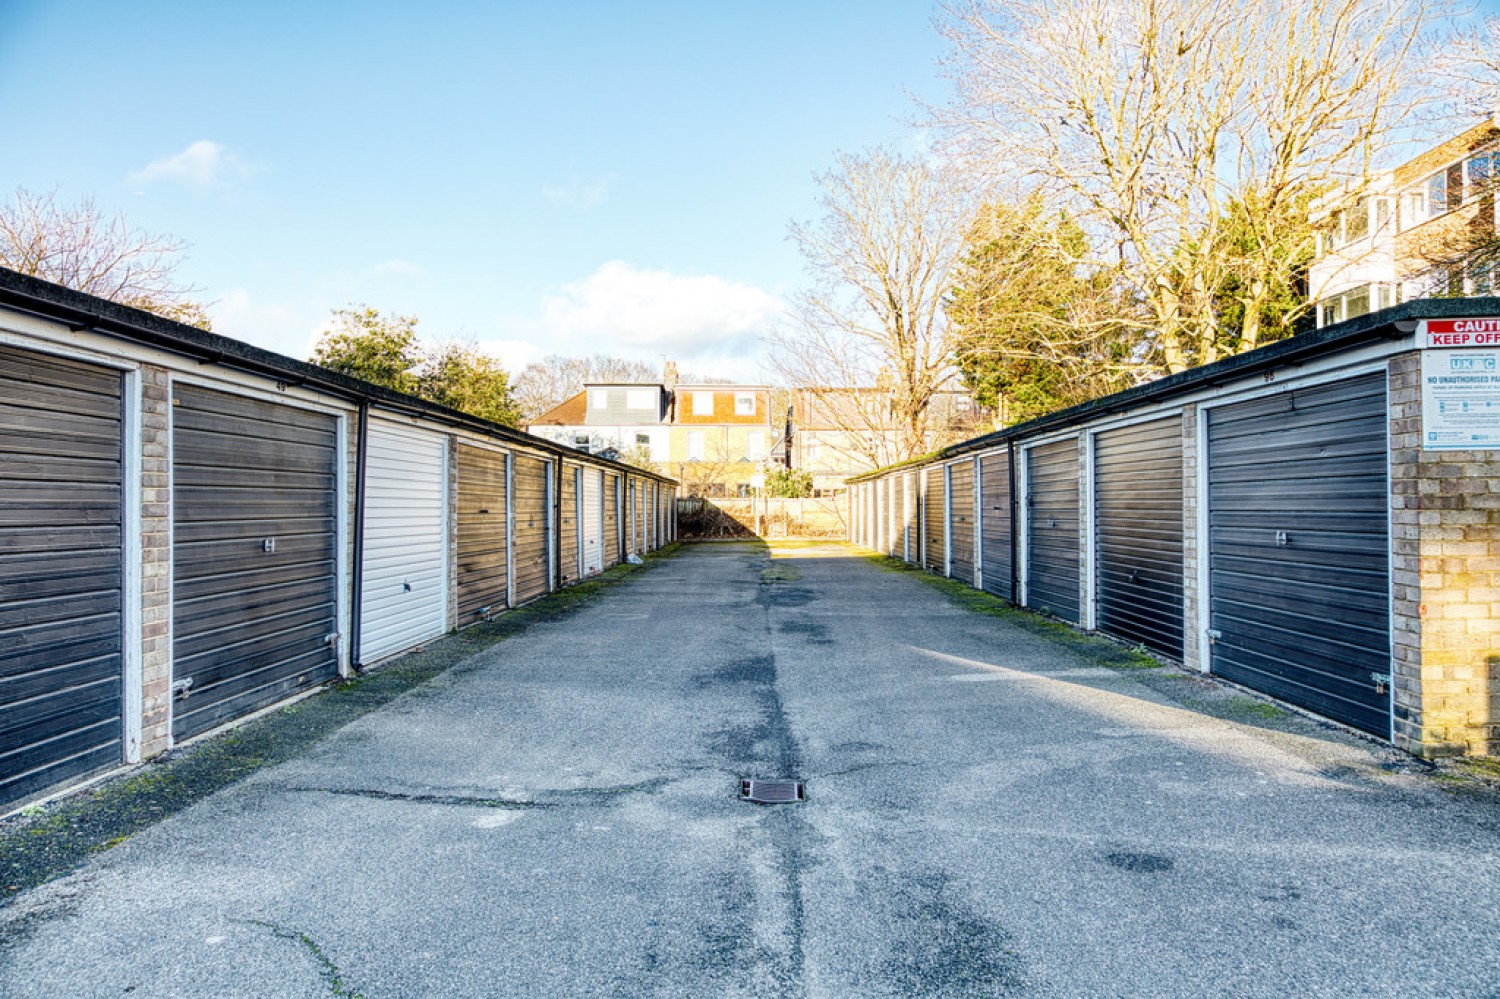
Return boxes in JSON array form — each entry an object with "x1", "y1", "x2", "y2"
[
  {"x1": 0, "y1": 546, "x2": 680, "y2": 907},
  {"x1": 866, "y1": 554, "x2": 1162, "y2": 671}
]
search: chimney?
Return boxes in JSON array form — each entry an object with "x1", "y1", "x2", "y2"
[{"x1": 663, "y1": 360, "x2": 679, "y2": 391}]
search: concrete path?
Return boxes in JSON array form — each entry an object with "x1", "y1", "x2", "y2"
[{"x1": 3, "y1": 541, "x2": 1499, "y2": 997}]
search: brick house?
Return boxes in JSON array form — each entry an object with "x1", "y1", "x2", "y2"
[{"x1": 527, "y1": 365, "x2": 774, "y2": 497}]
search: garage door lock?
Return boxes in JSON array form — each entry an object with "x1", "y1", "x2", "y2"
[{"x1": 171, "y1": 677, "x2": 193, "y2": 700}]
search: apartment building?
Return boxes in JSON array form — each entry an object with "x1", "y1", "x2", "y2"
[{"x1": 1311, "y1": 115, "x2": 1500, "y2": 326}]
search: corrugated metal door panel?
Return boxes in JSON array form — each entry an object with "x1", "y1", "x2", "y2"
[
  {"x1": 1208, "y1": 373, "x2": 1391, "y2": 736},
  {"x1": 647, "y1": 482, "x2": 657, "y2": 550},
  {"x1": 171, "y1": 384, "x2": 338, "y2": 742},
  {"x1": 558, "y1": 462, "x2": 579, "y2": 584},
  {"x1": 456, "y1": 444, "x2": 507, "y2": 623},
  {"x1": 980, "y1": 449, "x2": 1013, "y2": 601},
  {"x1": 632, "y1": 480, "x2": 642, "y2": 553},
  {"x1": 876, "y1": 474, "x2": 888, "y2": 552},
  {"x1": 858, "y1": 483, "x2": 870, "y2": 546},
  {"x1": 583, "y1": 469, "x2": 604, "y2": 574},
  {"x1": 0, "y1": 346, "x2": 124, "y2": 808},
  {"x1": 923, "y1": 468, "x2": 944, "y2": 570},
  {"x1": 886, "y1": 476, "x2": 899, "y2": 557},
  {"x1": 950, "y1": 460, "x2": 976, "y2": 584},
  {"x1": 894, "y1": 468, "x2": 906, "y2": 561},
  {"x1": 1094, "y1": 417, "x2": 1184, "y2": 659},
  {"x1": 885, "y1": 477, "x2": 899, "y2": 557},
  {"x1": 624, "y1": 478, "x2": 634, "y2": 555},
  {"x1": 604, "y1": 473, "x2": 621, "y2": 566},
  {"x1": 512, "y1": 454, "x2": 550, "y2": 604},
  {"x1": 359, "y1": 420, "x2": 446, "y2": 664},
  {"x1": 1026, "y1": 437, "x2": 1081, "y2": 623}
]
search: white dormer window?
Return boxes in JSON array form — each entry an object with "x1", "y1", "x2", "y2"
[
  {"x1": 589, "y1": 389, "x2": 608, "y2": 410},
  {"x1": 692, "y1": 391, "x2": 714, "y2": 415},
  {"x1": 626, "y1": 388, "x2": 655, "y2": 410},
  {"x1": 734, "y1": 393, "x2": 755, "y2": 416}
]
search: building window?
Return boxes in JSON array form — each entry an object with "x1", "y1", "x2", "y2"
[
  {"x1": 747, "y1": 430, "x2": 766, "y2": 461},
  {"x1": 1316, "y1": 283, "x2": 1399, "y2": 328},
  {"x1": 573, "y1": 434, "x2": 591, "y2": 452},
  {"x1": 692, "y1": 391, "x2": 714, "y2": 415},
  {"x1": 1404, "y1": 171, "x2": 1448, "y2": 229},
  {"x1": 687, "y1": 430, "x2": 705, "y2": 461},
  {"x1": 589, "y1": 389, "x2": 608, "y2": 410},
  {"x1": 626, "y1": 388, "x2": 655, "y2": 410},
  {"x1": 1467, "y1": 149, "x2": 1498, "y2": 194},
  {"x1": 734, "y1": 393, "x2": 755, "y2": 415},
  {"x1": 1325, "y1": 196, "x2": 1393, "y2": 251},
  {"x1": 1431, "y1": 170, "x2": 1452, "y2": 213},
  {"x1": 635, "y1": 433, "x2": 650, "y2": 446}
]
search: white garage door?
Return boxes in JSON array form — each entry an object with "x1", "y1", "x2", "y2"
[
  {"x1": 359, "y1": 419, "x2": 447, "y2": 664},
  {"x1": 583, "y1": 468, "x2": 604, "y2": 574}
]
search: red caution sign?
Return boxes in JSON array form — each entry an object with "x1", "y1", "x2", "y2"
[{"x1": 1423, "y1": 318, "x2": 1500, "y2": 347}]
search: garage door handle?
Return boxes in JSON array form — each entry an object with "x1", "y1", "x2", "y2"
[{"x1": 1207, "y1": 629, "x2": 1222, "y2": 645}]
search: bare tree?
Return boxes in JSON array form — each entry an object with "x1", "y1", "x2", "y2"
[
  {"x1": 512, "y1": 354, "x2": 658, "y2": 420},
  {"x1": 773, "y1": 149, "x2": 971, "y2": 463},
  {"x1": 1432, "y1": 16, "x2": 1500, "y2": 122},
  {"x1": 939, "y1": 0, "x2": 1446, "y2": 373},
  {"x1": 0, "y1": 187, "x2": 208, "y2": 326}
]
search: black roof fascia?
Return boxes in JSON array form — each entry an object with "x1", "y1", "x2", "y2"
[
  {"x1": 849, "y1": 296, "x2": 1500, "y2": 482},
  {"x1": 0, "y1": 268, "x2": 676, "y2": 485}
]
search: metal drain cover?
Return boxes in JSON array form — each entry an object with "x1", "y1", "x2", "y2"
[{"x1": 740, "y1": 779, "x2": 806, "y2": 804}]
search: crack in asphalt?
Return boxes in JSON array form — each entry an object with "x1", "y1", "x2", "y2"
[
  {"x1": 236, "y1": 918, "x2": 364, "y2": 998},
  {"x1": 278, "y1": 776, "x2": 677, "y2": 810}
]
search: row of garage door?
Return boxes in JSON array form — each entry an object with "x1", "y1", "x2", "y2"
[
  {"x1": 0, "y1": 344, "x2": 674, "y2": 811},
  {"x1": 852, "y1": 372, "x2": 1392, "y2": 739}
]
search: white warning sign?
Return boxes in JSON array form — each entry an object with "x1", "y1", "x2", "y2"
[{"x1": 1421, "y1": 347, "x2": 1500, "y2": 450}]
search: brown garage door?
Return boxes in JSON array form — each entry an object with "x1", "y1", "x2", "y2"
[
  {"x1": 512, "y1": 453, "x2": 551, "y2": 604},
  {"x1": 456, "y1": 443, "x2": 508, "y2": 623}
]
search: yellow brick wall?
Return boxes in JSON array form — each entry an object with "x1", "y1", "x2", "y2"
[{"x1": 1389, "y1": 352, "x2": 1500, "y2": 756}]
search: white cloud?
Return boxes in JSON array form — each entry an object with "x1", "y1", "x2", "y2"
[
  {"x1": 541, "y1": 176, "x2": 613, "y2": 209},
  {"x1": 129, "y1": 140, "x2": 251, "y2": 189},
  {"x1": 207, "y1": 289, "x2": 325, "y2": 361},
  {"x1": 514, "y1": 260, "x2": 782, "y2": 377}
]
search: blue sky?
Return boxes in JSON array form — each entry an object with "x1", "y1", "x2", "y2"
[
  {"x1": 0, "y1": 1, "x2": 950, "y2": 379},
  {"x1": 5, "y1": 2, "x2": 1497, "y2": 381}
]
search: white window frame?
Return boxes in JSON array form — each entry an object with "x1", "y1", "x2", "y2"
[
  {"x1": 734, "y1": 392, "x2": 755, "y2": 416},
  {"x1": 692, "y1": 391, "x2": 715, "y2": 415},
  {"x1": 687, "y1": 430, "x2": 705, "y2": 461}
]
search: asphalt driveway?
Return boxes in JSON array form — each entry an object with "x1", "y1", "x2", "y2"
[{"x1": 2, "y1": 540, "x2": 1498, "y2": 997}]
